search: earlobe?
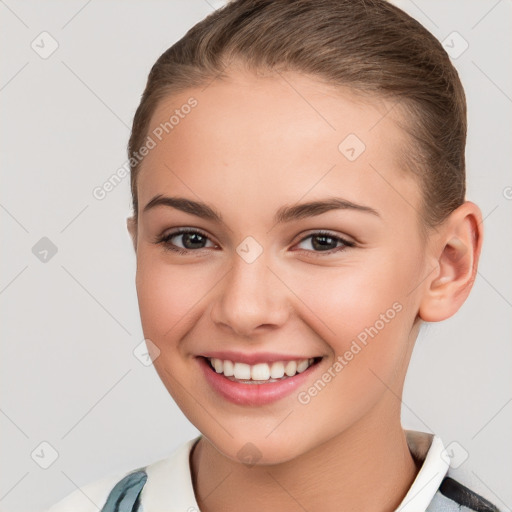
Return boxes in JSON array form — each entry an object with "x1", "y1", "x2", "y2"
[
  {"x1": 126, "y1": 216, "x2": 137, "y2": 252},
  {"x1": 418, "y1": 202, "x2": 483, "y2": 322}
]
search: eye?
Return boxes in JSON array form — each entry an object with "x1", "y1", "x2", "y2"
[
  {"x1": 155, "y1": 228, "x2": 217, "y2": 255},
  {"x1": 293, "y1": 230, "x2": 355, "y2": 256},
  {"x1": 154, "y1": 228, "x2": 355, "y2": 257}
]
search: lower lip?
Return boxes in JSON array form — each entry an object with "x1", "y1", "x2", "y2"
[{"x1": 197, "y1": 356, "x2": 321, "y2": 406}]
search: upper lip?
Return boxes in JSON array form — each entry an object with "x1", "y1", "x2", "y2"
[{"x1": 199, "y1": 351, "x2": 321, "y2": 365}]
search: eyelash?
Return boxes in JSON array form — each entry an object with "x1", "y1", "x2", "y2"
[{"x1": 154, "y1": 228, "x2": 355, "y2": 257}]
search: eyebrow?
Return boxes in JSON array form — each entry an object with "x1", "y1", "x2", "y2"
[{"x1": 143, "y1": 194, "x2": 381, "y2": 224}]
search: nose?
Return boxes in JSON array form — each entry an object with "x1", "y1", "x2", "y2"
[{"x1": 209, "y1": 252, "x2": 291, "y2": 338}]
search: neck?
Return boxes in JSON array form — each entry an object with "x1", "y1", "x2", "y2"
[{"x1": 190, "y1": 402, "x2": 420, "y2": 512}]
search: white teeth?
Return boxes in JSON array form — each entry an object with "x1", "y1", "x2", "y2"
[
  {"x1": 284, "y1": 360, "x2": 297, "y2": 376},
  {"x1": 233, "y1": 362, "x2": 251, "y2": 380},
  {"x1": 207, "y1": 357, "x2": 317, "y2": 382},
  {"x1": 251, "y1": 363, "x2": 270, "y2": 381},
  {"x1": 213, "y1": 358, "x2": 223, "y2": 373},
  {"x1": 223, "y1": 359, "x2": 234, "y2": 377},
  {"x1": 270, "y1": 361, "x2": 285, "y2": 379},
  {"x1": 296, "y1": 360, "x2": 309, "y2": 373}
]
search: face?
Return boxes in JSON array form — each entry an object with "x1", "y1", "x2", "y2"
[{"x1": 131, "y1": 69, "x2": 431, "y2": 464}]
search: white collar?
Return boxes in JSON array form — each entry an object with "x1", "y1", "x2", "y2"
[
  {"x1": 140, "y1": 436, "x2": 200, "y2": 511},
  {"x1": 141, "y1": 430, "x2": 449, "y2": 511},
  {"x1": 395, "y1": 430, "x2": 450, "y2": 511}
]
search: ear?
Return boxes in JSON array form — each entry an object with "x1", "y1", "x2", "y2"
[
  {"x1": 418, "y1": 201, "x2": 484, "y2": 322},
  {"x1": 126, "y1": 216, "x2": 137, "y2": 252}
]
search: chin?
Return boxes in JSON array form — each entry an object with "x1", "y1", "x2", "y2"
[{"x1": 204, "y1": 430, "x2": 314, "y2": 467}]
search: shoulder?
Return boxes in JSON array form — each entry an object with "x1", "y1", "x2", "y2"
[
  {"x1": 427, "y1": 476, "x2": 501, "y2": 512},
  {"x1": 43, "y1": 436, "x2": 200, "y2": 512},
  {"x1": 43, "y1": 468, "x2": 147, "y2": 512}
]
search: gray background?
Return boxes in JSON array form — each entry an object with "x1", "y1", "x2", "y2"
[{"x1": 1, "y1": 1, "x2": 511, "y2": 511}]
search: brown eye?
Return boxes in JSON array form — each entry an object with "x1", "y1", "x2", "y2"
[
  {"x1": 156, "y1": 228, "x2": 216, "y2": 254},
  {"x1": 294, "y1": 231, "x2": 355, "y2": 255},
  {"x1": 172, "y1": 231, "x2": 208, "y2": 249}
]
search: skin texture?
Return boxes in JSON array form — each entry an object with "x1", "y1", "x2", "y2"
[{"x1": 127, "y1": 70, "x2": 483, "y2": 512}]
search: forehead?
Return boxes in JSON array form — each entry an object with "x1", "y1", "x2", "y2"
[{"x1": 137, "y1": 70, "x2": 421, "y2": 225}]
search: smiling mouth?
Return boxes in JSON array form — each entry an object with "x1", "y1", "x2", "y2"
[{"x1": 204, "y1": 356, "x2": 323, "y2": 384}]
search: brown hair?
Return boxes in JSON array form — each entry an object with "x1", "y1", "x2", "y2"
[{"x1": 128, "y1": 0, "x2": 467, "y2": 235}]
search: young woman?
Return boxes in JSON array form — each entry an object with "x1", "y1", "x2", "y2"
[{"x1": 46, "y1": 0, "x2": 501, "y2": 510}]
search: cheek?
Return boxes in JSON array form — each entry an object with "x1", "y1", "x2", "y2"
[
  {"x1": 135, "y1": 250, "x2": 212, "y2": 342},
  {"x1": 291, "y1": 266, "x2": 411, "y2": 433},
  {"x1": 297, "y1": 251, "x2": 417, "y2": 374},
  {"x1": 301, "y1": 259, "x2": 404, "y2": 334}
]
